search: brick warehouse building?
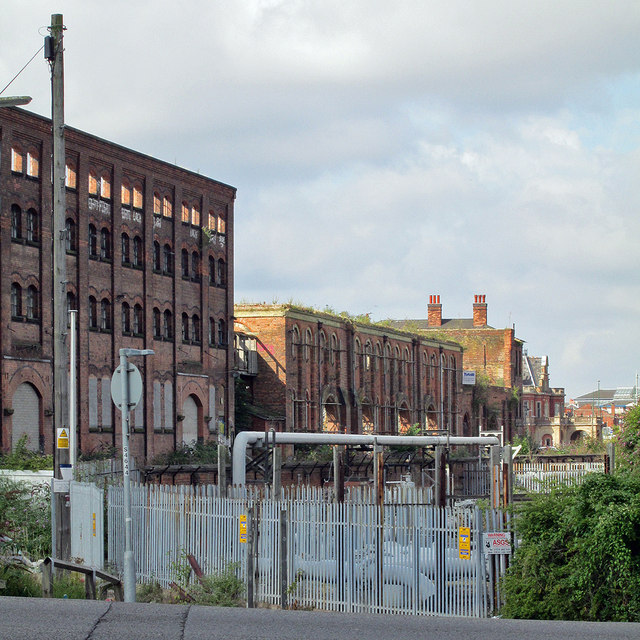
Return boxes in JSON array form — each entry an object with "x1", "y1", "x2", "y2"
[
  {"x1": 0, "y1": 107, "x2": 235, "y2": 461},
  {"x1": 234, "y1": 304, "x2": 474, "y2": 436},
  {"x1": 387, "y1": 294, "x2": 524, "y2": 443}
]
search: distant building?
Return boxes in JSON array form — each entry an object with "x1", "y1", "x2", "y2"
[
  {"x1": 233, "y1": 304, "x2": 472, "y2": 436},
  {"x1": 521, "y1": 353, "x2": 565, "y2": 447},
  {"x1": 386, "y1": 294, "x2": 523, "y2": 443},
  {"x1": 1, "y1": 107, "x2": 236, "y2": 461}
]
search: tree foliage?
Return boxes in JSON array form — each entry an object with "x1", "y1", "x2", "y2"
[
  {"x1": 615, "y1": 404, "x2": 640, "y2": 469},
  {"x1": 502, "y1": 472, "x2": 640, "y2": 621}
]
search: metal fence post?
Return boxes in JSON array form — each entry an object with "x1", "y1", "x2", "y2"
[{"x1": 280, "y1": 508, "x2": 288, "y2": 610}]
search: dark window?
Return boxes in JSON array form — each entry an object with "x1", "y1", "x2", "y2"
[
  {"x1": 100, "y1": 298, "x2": 112, "y2": 331},
  {"x1": 163, "y1": 310, "x2": 173, "y2": 340},
  {"x1": 192, "y1": 315, "x2": 201, "y2": 344},
  {"x1": 153, "y1": 241, "x2": 161, "y2": 271},
  {"x1": 209, "y1": 256, "x2": 215, "y2": 285},
  {"x1": 191, "y1": 252, "x2": 200, "y2": 281},
  {"x1": 217, "y1": 259, "x2": 226, "y2": 286},
  {"x1": 181, "y1": 249, "x2": 189, "y2": 278},
  {"x1": 122, "y1": 302, "x2": 131, "y2": 333},
  {"x1": 11, "y1": 205, "x2": 21, "y2": 240},
  {"x1": 163, "y1": 244, "x2": 173, "y2": 275},
  {"x1": 121, "y1": 233, "x2": 130, "y2": 264},
  {"x1": 66, "y1": 218, "x2": 77, "y2": 252},
  {"x1": 209, "y1": 317, "x2": 215, "y2": 345},
  {"x1": 11, "y1": 283, "x2": 22, "y2": 318},
  {"x1": 182, "y1": 313, "x2": 190, "y2": 342},
  {"x1": 133, "y1": 304, "x2": 143, "y2": 335},
  {"x1": 153, "y1": 308, "x2": 162, "y2": 338},
  {"x1": 26, "y1": 209, "x2": 38, "y2": 243},
  {"x1": 89, "y1": 225, "x2": 98, "y2": 258},
  {"x1": 89, "y1": 296, "x2": 98, "y2": 329},
  {"x1": 100, "y1": 228, "x2": 111, "y2": 260},
  {"x1": 26, "y1": 285, "x2": 39, "y2": 320},
  {"x1": 218, "y1": 319, "x2": 226, "y2": 345},
  {"x1": 133, "y1": 236, "x2": 143, "y2": 267}
]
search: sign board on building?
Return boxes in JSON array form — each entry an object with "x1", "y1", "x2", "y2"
[
  {"x1": 462, "y1": 371, "x2": 476, "y2": 385},
  {"x1": 483, "y1": 532, "x2": 512, "y2": 554}
]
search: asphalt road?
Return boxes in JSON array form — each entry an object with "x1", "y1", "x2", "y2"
[{"x1": 1, "y1": 597, "x2": 639, "y2": 640}]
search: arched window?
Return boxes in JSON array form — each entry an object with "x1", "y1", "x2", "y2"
[
  {"x1": 181, "y1": 249, "x2": 189, "y2": 278},
  {"x1": 122, "y1": 302, "x2": 131, "y2": 333},
  {"x1": 163, "y1": 244, "x2": 173, "y2": 275},
  {"x1": 181, "y1": 201, "x2": 190, "y2": 223},
  {"x1": 132, "y1": 184, "x2": 143, "y2": 209},
  {"x1": 153, "y1": 241, "x2": 161, "y2": 271},
  {"x1": 65, "y1": 163, "x2": 77, "y2": 189},
  {"x1": 11, "y1": 146, "x2": 23, "y2": 173},
  {"x1": 192, "y1": 315, "x2": 201, "y2": 344},
  {"x1": 191, "y1": 204, "x2": 200, "y2": 226},
  {"x1": 153, "y1": 308, "x2": 161, "y2": 338},
  {"x1": 163, "y1": 310, "x2": 173, "y2": 340},
  {"x1": 26, "y1": 149, "x2": 39, "y2": 178},
  {"x1": 100, "y1": 172, "x2": 111, "y2": 199},
  {"x1": 209, "y1": 256, "x2": 216, "y2": 285},
  {"x1": 304, "y1": 329, "x2": 312, "y2": 362},
  {"x1": 153, "y1": 192, "x2": 161, "y2": 215},
  {"x1": 133, "y1": 304, "x2": 143, "y2": 335},
  {"x1": 208, "y1": 211, "x2": 216, "y2": 231},
  {"x1": 66, "y1": 218, "x2": 77, "y2": 252},
  {"x1": 133, "y1": 236, "x2": 142, "y2": 267},
  {"x1": 88, "y1": 296, "x2": 98, "y2": 329},
  {"x1": 11, "y1": 204, "x2": 21, "y2": 240},
  {"x1": 191, "y1": 251, "x2": 199, "y2": 281},
  {"x1": 218, "y1": 319, "x2": 226, "y2": 346},
  {"x1": 209, "y1": 317, "x2": 215, "y2": 345},
  {"x1": 330, "y1": 333, "x2": 338, "y2": 365},
  {"x1": 11, "y1": 283, "x2": 22, "y2": 318},
  {"x1": 26, "y1": 209, "x2": 38, "y2": 243},
  {"x1": 217, "y1": 259, "x2": 226, "y2": 285},
  {"x1": 66, "y1": 292, "x2": 77, "y2": 322},
  {"x1": 163, "y1": 195, "x2": 172, "y2": 218},
  {"x1": 88, "y1": 225, "x2": 98, "y2": 258},
  {"x1": 218, "y1": 213, "x2": 226, "y2": 234},
  {"x1": 100, "y1": 228, "x2": 111, "y2": 260},
  {"x1": 182, "y1": 313, "x2": 190, "y2": 342},
  {"x1": 88, "y1": 171, "x2": 98, "y2": 195},
  {"x1": 121, "y1": 233, "x2": 130, "y2": 264},
  {"x1": 100, "y1": 298, "x2": 111, "y2": 331},
  {"x1": 26, "y1": 285, "x2": 39, "y2": 320},
  {"x1": 121, "y1": 180, "x2": 131, "y2": 206},
  {"x1": 291, "y1": 326, "x2": 300, "y2": 359}
]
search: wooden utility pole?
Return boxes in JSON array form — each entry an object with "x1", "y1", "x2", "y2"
[{"x1": 48, "y1": 13, "x2": 70, "y2": 561}]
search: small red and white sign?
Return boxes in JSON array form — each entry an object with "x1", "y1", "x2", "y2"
[{"x1": 483, "y1": 532, "x2": 512, "y2": 554}]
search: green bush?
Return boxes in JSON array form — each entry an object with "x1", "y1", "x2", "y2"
[
  {"x1": 0, "y1": 477, "x2": 51, "y2": 558},
  {"x1": 502, "y1": 472, "x2": 640, "y2": 621},
  {"x1": 0, "y1": 565, "x2": 40, "y2": 597},
  {"x1": 0, "y1": 434, "x2": 53, "y2": 471},
  {"x1": 187, "y1": 564, "x2": 245, "y2": 607},
  {"x1": 150, "y1": 440, "x2": 218, "y2": 465}
]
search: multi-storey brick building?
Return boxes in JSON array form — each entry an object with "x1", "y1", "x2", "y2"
[
  {"x1": 1, "y1": 107, "x2": 235, "y2": 461},
  {"x1": 234, "y1": 304, "x2": 473, "y2": 436},
  {"x1": 387, "y1": 294, "x2": 524, "y2": 442}
]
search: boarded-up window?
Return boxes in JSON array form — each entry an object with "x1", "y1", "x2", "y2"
[
  {"x1": 102, "y1": 377, "x2": 112, "y2": 428},
  {"x1": 89, "y1": 377, "x2": 99, "y2": 429}
]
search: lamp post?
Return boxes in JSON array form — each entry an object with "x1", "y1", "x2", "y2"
[{"x1": 111, "y1": 348, "x2": 154, "y2": 602}]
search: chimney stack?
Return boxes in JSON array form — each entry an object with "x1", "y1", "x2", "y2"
[
  {"x1": 428, "y1": 294, "x2": 442, "y2": 327},
  {"x1": 473, "y1": 294, "x2": 487, "y2": 327}
]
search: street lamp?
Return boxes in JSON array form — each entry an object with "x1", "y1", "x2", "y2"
[{"x1": 0, "y1": 96, "x2": 32, "y2": 107}]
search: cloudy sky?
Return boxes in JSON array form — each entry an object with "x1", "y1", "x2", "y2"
[{"x1": 2, "y1": 1, "x2": 639, "y2": 399}]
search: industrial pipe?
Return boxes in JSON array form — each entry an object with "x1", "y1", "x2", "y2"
[{"x1": 231, "y1": 431, "x2": 500, "y2": 486}]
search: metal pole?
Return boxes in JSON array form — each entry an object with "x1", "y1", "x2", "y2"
[
  {"x1": 69, "y1": 310, "x2": 77, "y2": 469},
  {"x1": 120, "y1": 351, "x2": 135, "y2": 602}
]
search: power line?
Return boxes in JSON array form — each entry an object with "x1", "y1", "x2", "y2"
[{"x1": 0, "y1": 45, "x2": 44, "y2": 96}]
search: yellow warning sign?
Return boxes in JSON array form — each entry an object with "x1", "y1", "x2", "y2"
[
  {"x1": 239, "y1": 514, "x2": 247, "y2": 543},
  {"x1": 56, "y1": 427, "x2": 69, "y2": 449},
  {"x1": 459, "y1": 526, "x2": 471, "y2": 560}
]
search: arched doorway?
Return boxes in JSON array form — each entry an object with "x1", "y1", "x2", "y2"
[
  {"x1": 322, "y1": 395, "x2": 342, "y2": 432},
  {"x1": 12, "y1": 382, "x2": 41, "y2": 452},
  {"x1": 570, "y1": 430, "x2": 586, "y2": 443},
  {"x1": 181, "y1": 395, "x2": 199, "y2": 445},
  {"x1": 398, "y1": 403, "x2": 411, "y2": 434}
]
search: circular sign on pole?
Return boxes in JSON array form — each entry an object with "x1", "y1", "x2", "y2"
[{"x1": 111, "y1": 363, "x2": 143, "y2": 411}]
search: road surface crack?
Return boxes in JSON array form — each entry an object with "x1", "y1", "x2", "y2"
[{"x1": 86, "y1": 602, "x2": 112, "y2": 640}]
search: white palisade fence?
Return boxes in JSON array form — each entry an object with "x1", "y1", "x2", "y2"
[{"x1": 108, "y1": 484, "x2": 512, "y2": 617}]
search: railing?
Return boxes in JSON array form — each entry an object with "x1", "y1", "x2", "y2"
[
  {"x1": 108, "y1": 483, "x2": 512, "y2": 617},
  {"x1": 513, "y1": 461, "x2": 604, "y2": 493},
  {"x1": 41, "y1": 557, "x2": 122, "y2": 600}
]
